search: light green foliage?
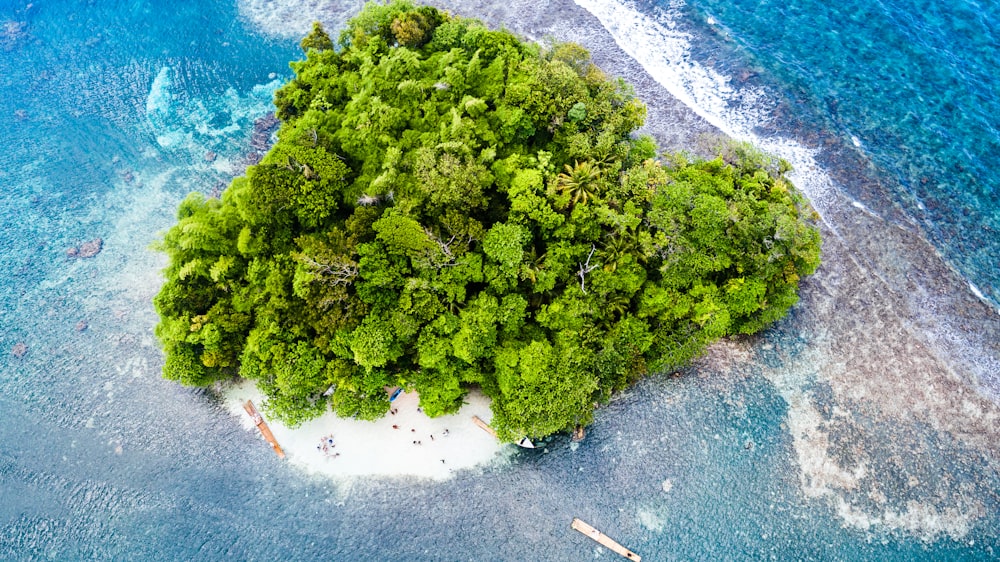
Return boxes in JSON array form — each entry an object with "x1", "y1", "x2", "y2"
[{"x1": 154, "y1": 1, "x2": 821, "y2": 436}]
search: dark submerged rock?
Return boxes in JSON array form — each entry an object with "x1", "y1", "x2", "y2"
[{"x1": 74, "y1": 238, "x2": 104, "y2": 258}]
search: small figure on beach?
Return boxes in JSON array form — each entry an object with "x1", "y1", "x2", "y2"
[
  {"x1": 318, "y1": 434, "x2": 337, "y2": 456},
  {"x1": 443, "y1": 429, "x2": 449, "y2": 436},
  {"x1": 392, "y1": 424, "x2": 399, "y2": 429}
]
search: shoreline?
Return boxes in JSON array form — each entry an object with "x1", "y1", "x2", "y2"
[
  {"x1": 221, "y1": 380, "x2": 509, "y2": 480},
  {"x1": 417, "y1": 0, "x2": 1000, "y2": 398},
  {"x1": 419, "y1": 0, "x2": 1000, "y2": 538},
  {"x1": 228, "y1": 0, "x2": 999, "y2": 538}
]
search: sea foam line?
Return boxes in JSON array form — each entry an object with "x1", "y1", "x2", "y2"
[
  {"x1": 575, "y1": 0, "x2": 999, "y2": 539},
  {"x1": 572, "y1": 0, "x2": 843, "y2": 217},
  {"x1": 237, "y1": 0, "x2": 365, "y2": 38}
]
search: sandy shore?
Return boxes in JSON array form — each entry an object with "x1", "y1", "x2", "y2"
[
  {"x1": 230, "y1": 0, "x2": 1000, "y2": 538},
  {"x1": 426, "y1": 0, "x2": 1000, "y2": 539},
  {"x1": 222, "y1": 380, "x2": 509, "y2": 480}
]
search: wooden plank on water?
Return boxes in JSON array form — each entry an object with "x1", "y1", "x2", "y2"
[{"x1": 571, "y1": 518, "x2": 640, "y2": 561}]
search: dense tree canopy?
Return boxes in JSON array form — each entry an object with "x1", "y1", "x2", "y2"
[{"x1": 154, "y1": 1, "x2": 821, "y2": 439}]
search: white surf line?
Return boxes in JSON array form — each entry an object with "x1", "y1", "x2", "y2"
[
  {"x1": 573, "y1": 0, "x2": 875, "y2": 298},
  {"x1": 572, "y1": 0, "x2": 841, "y2": 204},
  {"x1": 237, "y1": 0, "x2": 365, "y2": 38}
]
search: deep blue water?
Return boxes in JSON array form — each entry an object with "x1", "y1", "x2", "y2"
[
  {"x1": 679, "y1": 0, "x2": 1000, "y2": 309},
  {"x1": 0, "y1": 1, "x2": 997, "y2": 560}
]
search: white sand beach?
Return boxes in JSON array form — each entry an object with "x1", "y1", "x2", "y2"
[{"x1": 222, "y1": 380, "x2": 510, "y2": 480}]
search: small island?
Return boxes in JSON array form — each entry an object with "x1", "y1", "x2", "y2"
[{"x1": 154, "y1": 0, "x2": 821, "y2": 442}]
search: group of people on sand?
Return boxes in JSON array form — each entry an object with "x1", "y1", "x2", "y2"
[
  {"x1": 314, "y1": 400, "x2": 458, "y2": 460},
  {"x1": 391, "y1": 426, "x2": 449, "y2": 446},
  {"x1": 317, "y1": 434, "x2": 339, "y2": 458}
]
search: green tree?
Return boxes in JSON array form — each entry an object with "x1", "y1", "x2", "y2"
[
  {"x1": 154, "y1": 0, "x2": 821, "y2": 436},
  {"x1": 300, "y1": 22, "x2": 334, "y2": 52}
]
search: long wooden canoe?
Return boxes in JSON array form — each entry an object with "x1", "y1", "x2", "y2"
[
  {"x1": 243, "y1": 400, "x2": 285, "y2": 459},
  {"x1": 471, "y1": 415, "x2": 535, "y2": 448},
  {"x1": 571, "y1": 518, "x2": 640, "y2": 561},
  {"x1": 471, "y1": 415, "x2": 497, "y2": 438}
]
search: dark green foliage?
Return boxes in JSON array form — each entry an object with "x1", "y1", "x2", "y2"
[
  {"x1": 301, "y1": 22, "x2": 334, "y2": 53},
  {"x1": 154, "y1": 1, "x2": 821, "y2": 435}
]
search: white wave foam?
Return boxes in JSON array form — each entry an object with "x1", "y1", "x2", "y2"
[
  {"x1": 143, "y1": 65, "x2": 281, "y2": 167},
  {"x1": 145, "y1": 67, "x2": 173, "y2": 121},
  {"x1": 237, "y1": 0, "x2": 365, "y2": 38},
  {"x1": 578, "y1": 0, "x2": 997, "y2": 539},
  {"x1": 575, "y1": 0, "x2": 740, "y2": 133},
  {"x1": 573, "y1": 0, "x2": 840, "y2": 213}
]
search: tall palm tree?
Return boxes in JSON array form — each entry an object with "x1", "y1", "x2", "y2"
[
  {"x1": 556, "y1": 160, "x2": 601, "y2": 207},
  {"x1": 521, "y1": 245, "x2": 547, "y2": 284},
  {"x1": 599, "y1": 233, "x2": 637, "y2": 272}
]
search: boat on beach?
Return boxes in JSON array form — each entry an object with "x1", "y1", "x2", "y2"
[
  {"x1": 471, "y1": 415, "x2": 535, "y2": 448},
  {"x1": 243, "y1": 400, "x2": 285, "y2": 459}
]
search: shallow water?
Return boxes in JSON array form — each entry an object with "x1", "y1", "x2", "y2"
[
  {"x1": 1, "y1": 1, "x2": 997, "y2": 560},
  {"x1": 679, "y1": 0, "x2": 1000, "y2": 310}
]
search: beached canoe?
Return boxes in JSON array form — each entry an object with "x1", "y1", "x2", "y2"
[
  {"x1": 243, "y1": 400, "x2": 285, "y2": 459},
  {"x1": 471, "y1": 415, "x2": 535, "y2": 448}
]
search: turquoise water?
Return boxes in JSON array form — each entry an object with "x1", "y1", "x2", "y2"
[
  {"x1": 677, "y1": 0, "x2": 1000, "y2": 309},
  {"x1": 0, "y1": 1, "x2": 997, "y2": 560}
]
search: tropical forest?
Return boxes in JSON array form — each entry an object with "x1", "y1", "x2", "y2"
[{"x1": 153, "y1": 0, "x2": 822, "y2": 440}]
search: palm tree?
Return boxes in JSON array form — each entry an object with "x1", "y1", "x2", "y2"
[
  {"x1": 599, "y1": 232, "x2": 637, "y2": 272},
  {"x1": 556, "y1": 160, "x2": 601, "y2": 207},
  {"x1": 521, "y1": 245, "x2": 547, "y2": 284},
  {"x1": 604, "y1": 294, "x2": 631, "y2": 320}
]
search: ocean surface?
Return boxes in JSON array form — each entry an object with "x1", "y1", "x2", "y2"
[{"x1": 1, "y1": 1, "x2": 997, "y2": 560}]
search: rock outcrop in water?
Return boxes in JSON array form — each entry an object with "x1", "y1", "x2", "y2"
[{"x1": 66, "y1": 238, "x2": 103, "y2": 258}]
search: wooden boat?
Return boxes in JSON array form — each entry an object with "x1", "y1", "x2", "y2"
[
  {"x1": 243, "y1": 400, "x2": 285, "y2": 459},
  {"x1": 571, "y1": 518, "x2": 640, "y2": 561},
  {"x1": 471, "y1": 415, "x2": 497, "y2": 438},
  {"x1": 471, "y1": 415, "x2": 535, "y2": 448}
]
